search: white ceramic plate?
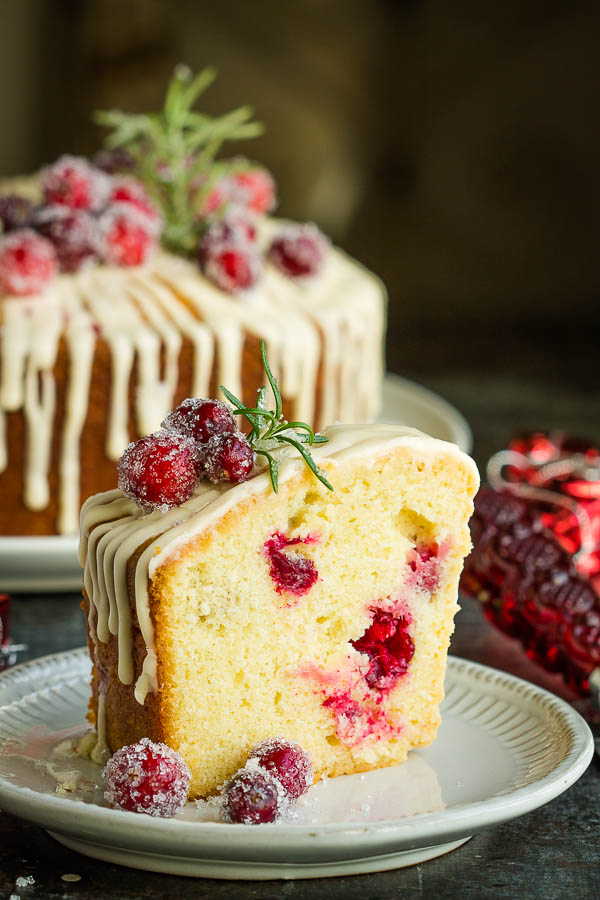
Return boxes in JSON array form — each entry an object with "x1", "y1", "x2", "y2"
[
  {"x1": 0, "y1": 650, "x2": 592, "y2": 880},
  {"x1": 0, "y1": 374, "x2": 472, "y2": 593}
]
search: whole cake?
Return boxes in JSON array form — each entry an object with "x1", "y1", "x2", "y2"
[
  {"x1": 80, "y1": 357, "x2": 478, "y2": 801},
  {"x1": 0, "y1": 67, "x2": 385, "y2": 537}
]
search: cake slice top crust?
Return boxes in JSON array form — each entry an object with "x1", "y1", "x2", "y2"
[{"x1": 80, "y1": 423, "x2": 479, "y2": 705}]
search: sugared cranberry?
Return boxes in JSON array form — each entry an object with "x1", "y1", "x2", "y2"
[
  {"x1": 92, "y1": 147, "x2": 135, "y2": 174},
  {"x1": 268, "y1": 224, "x2": 327, "y2": 279},
  {"x1": 351, "y1": 609, "x2": 415, "y2": 691},
  {"x1": 98, "y1": 204, "x2": 157, "y2": 267},
  {"x1": 0, "y1": 195, "x2": 33, "y2": 232},
  {"x1": 203, "y1": 432, "x2": 254, "y2": 484},
  {"x1": 225, "y1": 768, "x2": 285, "y2": 824},
  {"x1": 33, "y1": 206, "x2": 98, "y2": 273},
  {"x1": 162, "y1": 397, "x2": 236, "y2": 444},
  {"x1": 197, "y1": 212, "x2": 257, "y2": 265},
  {"x1": 233, "y1": 168, "x2": 276, "y2": 213},
  {"x1": 249, "y1": 738, "x2": 313, "y2": 800},
  {"x1": 263, "y1": 532, "x2": 318, "y2": 597},
  {"x1": 117, "y1": 429, "x2": 201, "y2": 512},
  {"x1": 0, "y1": 229, "x2": 57, "y2": 296},
  {"x1": 43, "y1": 155, "x2": 109, "y2": 212},
  {"x1": 109, "y1": 179, "x2": 162, "y2": 235},
  {"x1": 204, "y1": 242, "x2": 262, "y2": 293},
  {"x1": 103, "y1": 738, "x2": 191, "y2": 817}
]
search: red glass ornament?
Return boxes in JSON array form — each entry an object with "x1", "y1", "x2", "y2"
[{"x1": 461, "y1": 432, "x2": 600, "y2": 696}]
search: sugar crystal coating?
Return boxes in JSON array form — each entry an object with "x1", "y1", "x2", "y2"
[
  {"x1": 117, "y1": 429, "x2": 201, "y2": 512},
  {"x1": 33, "y1": 206, "x2": 98, "y2": 273},
  {"x1": 224, "y1": 764, "x2": 287, "y2": 824},
  {"x1": 203, "y1": 431, "x2": 254, "y2": 484},
  {"x1": 0, "y1": 229, "x2": 57, "y2": 296},
  {"x1": 97, "y1": 203, "x2": 157, "y2": 267},
  {"x1": 269, "y1": 223, "x2": 327, "y2": 278},
  {"x1": 0, "y1": 194, "x2": 33, "y2": 232},
  {"x1": 103, "y1": 737, "x2": 191, "y2": 817},
  {"x1": 249, "y1": 738, "x2": 313, "y2": 800},
  {"x1": 162, "y1": 397, "x2": 236, "y2": 444},
  {"x1": 204, "y1": 241, "x2": 262, "y2": 293},
  {"x1": 197, "y1": 210, "x2": 257, "y2": 265},
  {"x1": 232, "y1": 168, "x2": 276, "y2": 213},
  {"x1": 109, "y1": 178, "x2": 163, "y2": 236},
  {"x1": 43, "y1": 155, "x2": 110, "y2": 212}
]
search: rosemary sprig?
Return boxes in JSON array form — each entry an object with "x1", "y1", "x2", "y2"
[
  {"x1": 95, "y1": 65, "x2": 264, "y2": 256},
  {"x1": 220, "y1": 341, "x2": 333, "y2": 493}
]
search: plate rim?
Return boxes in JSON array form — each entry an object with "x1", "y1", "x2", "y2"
[{"x1": 0, "y1": 651, "x2": 593, "y2": 850}]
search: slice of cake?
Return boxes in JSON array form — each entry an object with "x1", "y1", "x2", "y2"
[
  {"x1": 0, "y1": 67, "x2": 385, "y2": 537},
  {"x1": 80, "y1": 358, "x2": 478, "y2": 798}
]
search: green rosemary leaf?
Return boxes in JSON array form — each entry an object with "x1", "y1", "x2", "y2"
[
  {"x1": 180, "y1": 66, "x2": 217, "y2": 109},
  {"x1": 256, "y1": 449, "x2": 280, "y2": 493},
  {"x1": 260, "y1": 341, "x2": 282, "y2": 420},
  {"x1": 219, "y1": 385, "x2": 246, "y2": 412},
  {"x1": 256, "y1": 386, "x2": 268, "y2": 410},
  {"x1": 294, "y1": 432, "x2": 329, "y2": 444},
  {"x1": 280, "y1": 421, "x2": 316, "y2": 442},
  {"x1": 277, "y1": 435, "x2": 334, "y2": 491},
  {"x1": 95, "y1": 66, "x2": 264, "y2": 257}
]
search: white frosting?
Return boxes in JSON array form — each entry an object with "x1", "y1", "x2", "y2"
[
  {"x1": 0, "y1": 234, "x2": 386, "y2": 534},
  {"x1": 80, "y1": 423, "x2": 477, "y2": 705}
]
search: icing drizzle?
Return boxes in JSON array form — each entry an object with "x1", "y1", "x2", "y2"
[{"x1": 0, "y1": 234, "x2": 385, "y2": 534}]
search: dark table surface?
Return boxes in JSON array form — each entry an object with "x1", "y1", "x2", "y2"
[{"x1": 1, "y1": 353, "x2": 600, "y2": 900}]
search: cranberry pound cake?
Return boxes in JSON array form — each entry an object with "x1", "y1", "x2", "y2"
[
  {"x1": 80, "y1": 355, "x2": 478, "y2": 798},
  {"x1": 0, "y1": 67, "x2": 385, "y2": 537}
]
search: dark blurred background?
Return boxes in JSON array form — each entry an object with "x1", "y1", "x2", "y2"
[{"x1": 1, "y1": 0, "x2": 599, "y2": 461}]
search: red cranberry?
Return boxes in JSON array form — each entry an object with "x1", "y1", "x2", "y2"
[
  {"x1": 197, "y1": 213, "x2": 257, "y2": 265},
  {"x1": 162, "y1": 397, "x2": 236, "y2": 444},
  {"x1": 409, "y1": 543, "x2": 441, "y2": 592},
  {"x1": 0, "y1": 195, "x2": 33, "y2": 232},
  {"x1": 98, "y1": 204, "x2": 157, "y2": 267},
  {"x1": 225, "y1": 768, "x2": 285, "y2": 824},
  {"x1": 102, "y1": 738, "x2": 191, "y2": 817},
  {"x1": 351, "y1": 609, "x2": 415, "y2": 691},
  {"x1": 203, "y1": 432, "x2": 254, "y2": 484},
  {"x1": 109, "y1": 178, "x2": 162, "y2": 235},
  {"x1": 92, "y1": 147, "x2": 135, "y2": 174},
  {"x1": 263, "y1": 532, "x2": 318, "y2": 597},
  {"x1": 249, "y1": 738, "x2": 313, "y2": 800},
  {"x1": 204, "y1": 242, "x2": 262, "y2": 293},
  {"x1": 268, "y1": 224, "x2": 327, "y2": 278},
  {"x1": 0, "y1": 229, "x2": 57, "y2": 296},
  {"x1": 33, "y1": 206, "x2": 98, "y2": 273},
  {"x1": 232, "y1": 168, "x2": 276, "y2": 213},
  {"x1": 117, "y1": 429, "x2": 201, "y2": 512},
  {"x1": 43, "y1": 155, "x2": 109, "y2": 212}
]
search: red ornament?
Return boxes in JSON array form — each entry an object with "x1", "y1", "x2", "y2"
[{"x1": 461, "y1": 432, "x2": 600, "y2": 696}]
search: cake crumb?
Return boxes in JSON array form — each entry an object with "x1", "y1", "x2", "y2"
[{"x1": 61, "y1": 873, "x2": 82, "y2": 883}]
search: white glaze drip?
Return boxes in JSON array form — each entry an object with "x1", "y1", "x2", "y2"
[
  {"x1": 1, "y1": 230, "x2": 386, "y2": 534},
  {"x1": 80, "y1": 424, "x2": 478, "y2": 705}
]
